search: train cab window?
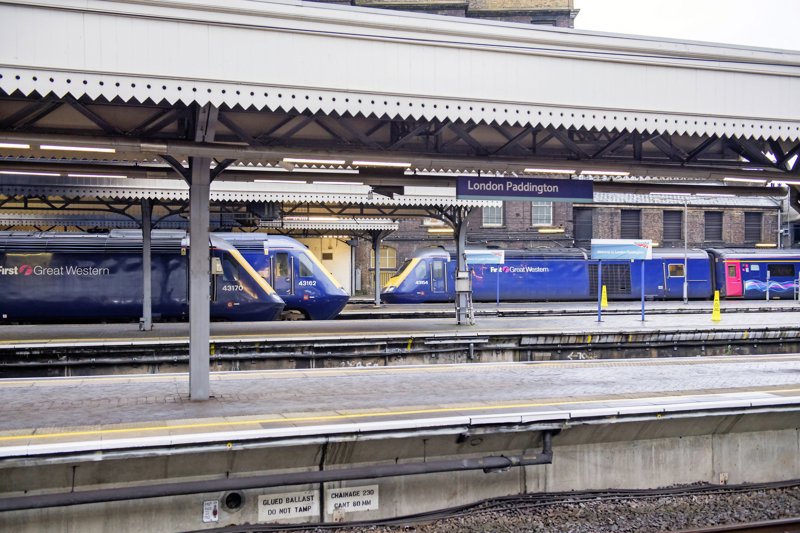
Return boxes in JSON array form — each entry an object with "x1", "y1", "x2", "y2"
[
  {"x1": 298, "y1": 253, "x2": 314, "y2": 277},
  {"x1": 768, "y1": 264, "x2": 794, "y2": 277},
  {"x1": 668, "y1": 264, "x2": 685, "y2": 277},
  {"x1": 222, "y1": 256, "x2": 240, "y2": 282},
  {"x1": 396, "y1": 260, "x2": 412, "y2": 275},
  {"x1": 256, "y1": 259, "x2": 271, "y2": 284}
]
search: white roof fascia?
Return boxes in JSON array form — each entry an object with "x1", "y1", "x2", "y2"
[
  {"x1": 1, "y1": 1, "x2": 799, "y2": 141},
  {"x1": 0, "y1": 176, "x2": 501, "y2": 207},
  {"x1": 261, "y1": 219, "x2": 399, "y2": 231}
]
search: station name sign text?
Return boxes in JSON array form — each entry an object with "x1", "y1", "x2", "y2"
[{"x1": 456, "y1": 176, "x2": 593, "y2": 202}]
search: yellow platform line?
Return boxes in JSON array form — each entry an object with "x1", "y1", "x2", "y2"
[{"x1": 1, "y1": 386, "x2": 798, "y2": 443}]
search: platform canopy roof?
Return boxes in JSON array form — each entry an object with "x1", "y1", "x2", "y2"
[{"x1": 0, "y1": 0, "x2": 799, "y2": 186}]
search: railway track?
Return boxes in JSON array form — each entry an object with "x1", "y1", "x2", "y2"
[{"x1": 677, "y1": 518, "x2": 800, "y2": 532}]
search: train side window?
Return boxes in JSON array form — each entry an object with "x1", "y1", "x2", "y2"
[
  {"x1": 222, "y1": 256, "x2": 240, "y2": 282},
  {"x1": 432, "y1": 260, "x2": 444, "y2": 279},
  {"x1": 274, "y1": 253, "x2": 291, "y2": 278},
  {"x1": 668, "y1": 264, "x2": 685, "y2": 277},
  {"x1": 298, "y1": 253, "x2": 314, "y2": 277},
  {"x1": 728, "y1": 265, "x2": 737, "y2": 278},
  {"x1": 414, "y1": 261, "x2": 427, "y2": 279},
  {"x1": 768, "y1": 264, "x2": 794, "y2": 277}
]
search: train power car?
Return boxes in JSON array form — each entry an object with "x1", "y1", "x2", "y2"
[
  {"x1": 0, "y1": 231, "x2": 285, "y2": 322},
  {"x1": 382, "y1": 247, "x2": 715, "y2": 303},
  {"x1": 708, "y1": 248, "x2": 800, "y2": 299},
  {"x1": 217, "y1": 233, "x2": 350, "y2": 320}
]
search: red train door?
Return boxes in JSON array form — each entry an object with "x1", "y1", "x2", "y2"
[{"x1": 725, "y1": 261, "x2": 743, "y2": 297}]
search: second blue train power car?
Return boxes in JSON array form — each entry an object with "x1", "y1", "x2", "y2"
[
  {"x1": 218, "y1": 233, "x2": 350, "y2": 320},
  {"x1": 382, "y1": 246, "x2": 800, "y2": 303}
]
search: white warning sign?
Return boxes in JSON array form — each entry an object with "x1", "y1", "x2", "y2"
[
  {"x1": 202, "y1": 500, "x2": 219, "y2": 523},
  {"x1": 258, "y1": 490, "x2": 319, "y2": 522},
  {"x1": 326, "y1": 485, "x2": 379, "y2": 513}
]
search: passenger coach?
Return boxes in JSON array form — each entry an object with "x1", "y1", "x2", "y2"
[
  {"x1": 0, "y1": 231, "x2": 285, "y2": 322},
  {"x1": 708, "y1": 248, "x2": 800, "y2": 299},
  {"x1": 382, "y1": 247, "x2": 714, "y2": 303}
]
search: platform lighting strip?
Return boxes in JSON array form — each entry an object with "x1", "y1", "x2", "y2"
[
  {"x1": 67, "y1": 173, "x2": 127, "y2": 179},
  {"x1": 537, "y1": 227, "x2": 565, "y2": 234},
  {"x1": 756, "y1": 243, "x2": 778, "y2": 247},
  {"x1": 771, "y1": 180, "x2": 800, "y2": 186},
  {"x1": 40, "y1": 144, "x2": 116, "y2": 154},
  {"x1": 282, "y1": 157, "x2": 346, "y2": 165},
  {"x1": 427, "y1": 227, "x2": 454, "y2": 233},
  {"x1": 0, "y1": 142, "x2": 30, "y2": 149},
  {"x1": 352, "y1": 161, "x2": 412, "y2": 168},
  {"x1": 579, "y1": 170, "x2": 630, "y2": 176},
  {"x1": 723, "y1": 176, "x2": 767, "y2": 184},
  {"x1": 0, "y1": 170, "x2": 61, "y2": 177},
  {"x1": 524, "y1": 168, "x2": 576, "y2": 175}
]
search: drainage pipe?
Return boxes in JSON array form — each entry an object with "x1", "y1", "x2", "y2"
[{"x1": 0, "y1": 432, "x2": 554, "y2": 512}]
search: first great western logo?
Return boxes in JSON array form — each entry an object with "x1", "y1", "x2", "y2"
[{"x1": 0, "y1": 264, "x2": 110, "y2": 276}]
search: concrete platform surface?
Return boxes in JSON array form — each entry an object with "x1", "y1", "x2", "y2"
[{"x1": 0, "y1": 354, "x2": 798, "y2": 458}]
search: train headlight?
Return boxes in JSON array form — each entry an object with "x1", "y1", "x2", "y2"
[{"x1": 384, "y1": 285, "x2": 396, "y2": 293}]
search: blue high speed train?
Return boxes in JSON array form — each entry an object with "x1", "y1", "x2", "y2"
[
  {"x1": 218, "y1": 233, "x2": 350, "y2": 320},
  {"x1": 382, "y1": 247, "x2": 800, "y2": 303},
  {"x1": 0, "y1": 232, "x2": 285, "y2": 322}
]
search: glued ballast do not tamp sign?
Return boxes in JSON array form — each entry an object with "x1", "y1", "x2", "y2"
[{"x1": 258, "y1": 490, "x2": 319, "y2": 522}]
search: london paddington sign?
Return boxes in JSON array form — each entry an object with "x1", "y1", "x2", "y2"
[{"x1": 456, "y1": 176, "x2": 593, "y2": 202}]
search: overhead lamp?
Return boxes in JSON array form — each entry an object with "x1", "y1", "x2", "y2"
[
  {"x1": 770, "y1": 180, "x2": 800, "y2": 186},
  {"x1": 537, "y1": 227, "x2": 565, "y2": 234},
  {"x1": 0, "y1": 170, "x2": 61, "y2": 177},
  {"x1": 524, "y1": 168, "x2": 575, "y2": 175},
  {"x1": 755, "y1": 243, "x2": 777, "y2": 248},
  {"x1": 427, "y1": 227, "x2": 454, "y2": 234},
  {"x1": 649, "y1": 192, "x2": 691, "y2": 196},
  {"x1": 40, "y1": 144, "x2": 116, "y2": 154},
  {"x1": 282, "y1": 157, "x2": 346, "y2": 165},
  {"x1": 580, "y1": 170, "x2": 630, "y2": 176},
  {"x1": 254, "y1": 179, "x2": 304, "y2": 184},
  {"x1": 67, "y1": 173, "x2": 127, "y2": 179},
  {"x1": 701, "y1": 193, "x2": 736, "y2": 197},
  {"x1": 352, "y1": 161, "x2": 412, "y2": 168},
  {"x1": 723, "y1": 176, "x2": 767, "y2": 184},
  {"x1": 0, "y1": 142, "x2": 30, "y2": 149}
]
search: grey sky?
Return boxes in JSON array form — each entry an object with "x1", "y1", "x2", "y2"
[{"x1": 573, "y1": 0, "x2": 800, "y2": 51}]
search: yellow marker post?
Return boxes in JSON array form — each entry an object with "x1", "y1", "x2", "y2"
[
  {"x1": 601, "y1": 285, "x2": 609, "y2": 309},
  {"x1": 712, "y1": 290, "x2": 721, "y2": 322}
]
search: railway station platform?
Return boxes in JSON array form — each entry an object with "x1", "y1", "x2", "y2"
[{"x1": 0, "y1": 355, "x2": 798, "y2": 531}]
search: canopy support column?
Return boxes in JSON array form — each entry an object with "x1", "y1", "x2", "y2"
[
  {"x1": 433, "y1": 206, "x2": 474, "y2": 325},
  {"x1": 367, "y1": 230, "x2": 394, "y2": 306},
  {"x1": 140, "y1": 198, "x2": 153, "y2": 331},
  {"x1": 188, "y1": 157, "x2": 212, "y2": 400},
  {"x1": 160, "y1": 103, "x2": 219, "y2": 401}
]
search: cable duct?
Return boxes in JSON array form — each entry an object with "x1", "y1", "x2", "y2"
[{"x1": 0, "y1": 432, "x2": 554, "y2": 512}]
